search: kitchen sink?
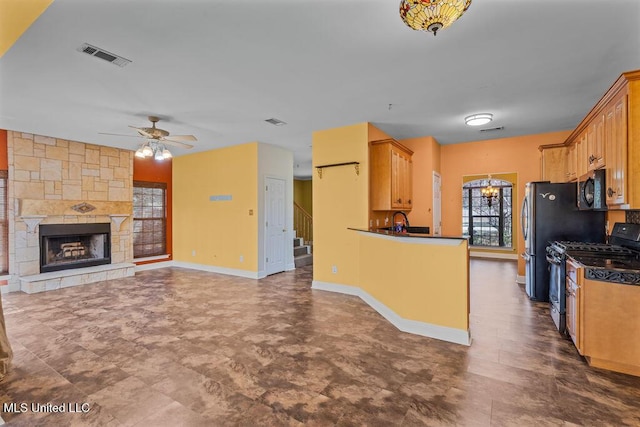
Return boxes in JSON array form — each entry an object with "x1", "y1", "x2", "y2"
[{"x1": 405, "y1": 226, "x2": 430, "y2": 234}]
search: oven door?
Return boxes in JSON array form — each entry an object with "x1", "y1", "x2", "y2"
[{"x1": 546, "y1": 252, "x2": 566, "y2": 333}]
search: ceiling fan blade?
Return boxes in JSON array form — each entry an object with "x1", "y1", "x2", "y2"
[
  {"x1": 128, "y1": 125, "x2": 154, "y2": 138},
  {"x1": 161, "y1": 139, "x2": 194, "y2": 149},
  {"x1": 164, "y1": 134, "x2": 197, "y2": 142},
  {"x1": 99, "y1": 132, "x2": 145, "y2": 139}
]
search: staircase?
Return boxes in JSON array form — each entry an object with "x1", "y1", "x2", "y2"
[{"x1": 294, "y1": 235, "x2": 313, "y2": 268}]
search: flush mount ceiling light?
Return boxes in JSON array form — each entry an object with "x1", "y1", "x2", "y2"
[
  {"x1": 135, "y1": 141, "x2": 172, "y2": 161},
  {"x1": 465, "y1": 113, "x2": 493, "y2": 126},
  {"x1": 399, "y1": 0, "x2": 472, "y2": 36}
]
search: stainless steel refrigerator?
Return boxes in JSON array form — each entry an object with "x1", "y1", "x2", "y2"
[{"x1": 521, "y1": 181, "x2": 605, "y2": 301}]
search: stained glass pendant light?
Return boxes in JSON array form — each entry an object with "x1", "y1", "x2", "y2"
[{"x1": 399, "y1": 0, "x2": 472, "y2": 36}]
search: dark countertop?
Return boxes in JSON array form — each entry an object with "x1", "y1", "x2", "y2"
[
  {"x1": 568, "y1": 254, "x2": 640, "y2": 285},
  {"x1": 348, "y1": 228, "x2": 468, "y2": 241}
]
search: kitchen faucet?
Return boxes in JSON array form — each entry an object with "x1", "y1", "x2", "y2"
[{"x1": 392, "y1": 211, "x2": 410, "y2": 231}]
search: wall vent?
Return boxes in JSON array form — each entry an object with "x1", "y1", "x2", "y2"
[
  {"x1": 265, "y1": 118, "x2": 287, "y2": 126},
  {"x1": 479, "y1": 126, "x2": 505, "y2": 132},
  {"x1": 76, "y1": 43, "x2": 131, "y2": 67}
]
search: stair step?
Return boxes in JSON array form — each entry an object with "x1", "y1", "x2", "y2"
[
  {"x1": 294, "y1": 245, "x2": 310, "y2": 257},
  {"x1": 294, "y1": 253, "x2": 313, "y2": 268}
]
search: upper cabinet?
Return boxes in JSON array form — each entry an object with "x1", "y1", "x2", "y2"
[
  {"x1": 540, "y1": 69, "x2": 640, "y2": 209},
  {"x1": 587, "y1": 114, "x2": 605, "y2": 171},
  {"x1": 604, "y1": 92, "x2": 628, "y2": 206},
  {"x1": 540, "y1": 145, "x2": 567, "y2": 183},
  {"x1": 370, "y1": 139, "x2": 413, "y2": 211}
]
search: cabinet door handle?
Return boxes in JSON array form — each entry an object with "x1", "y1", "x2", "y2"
[
  {"x1": 607, "y1": 187, "x2": 616, "y2": 197},
  {"x1": 397, "y1": 198, "x2": 402, "y2": 203},
  {"x1": 588, "y1": 155, "x2": 596, "y2": 164}
]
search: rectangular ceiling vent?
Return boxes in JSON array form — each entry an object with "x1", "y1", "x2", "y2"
[
  {"x1": 76, "y1": 43, "x2": 131, "y2": 67},
  {"x1": 479, "y1": 126, "x2": 505, "y2": 132},
  {"x1": 265, "y1": 118, "x2": 287, "y2": 126}
]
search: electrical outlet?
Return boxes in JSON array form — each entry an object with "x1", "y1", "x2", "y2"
[
  {"x1": 240, "y1": 255, "x2": 244, "y2": 262},
  {"x1": 192, "y1": 250, "x2": 196, "y2": 256},
  {"x1": 332, "y1": 265, "x2": 337, "y2": 274}
]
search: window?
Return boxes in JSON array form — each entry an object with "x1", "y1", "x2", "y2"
[
  {"x1": 133, "y1": 181, "x2": 166, "y2": 258},
  {"x1": 0, "y1": 171, "x2": 6, "y2": 273},
  {"x1": 462, "y1": 178, "x2": 512, "y2": 248}
]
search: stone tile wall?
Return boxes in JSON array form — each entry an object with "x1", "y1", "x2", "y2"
[{"x1": 6, "y1": 132, "x2": 134, "y2": 290}]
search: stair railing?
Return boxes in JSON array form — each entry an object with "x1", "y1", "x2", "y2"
[{"x1": 294, "y1": 202, "x2": 313, "y2": 244}]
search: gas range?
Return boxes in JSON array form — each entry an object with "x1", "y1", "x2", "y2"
[
  {"x1": 546, "y1": 223, "x2": 640, "y2": 334},
  {"x1": 548, "y1": 223, "x2": 640, "y2": 285}
]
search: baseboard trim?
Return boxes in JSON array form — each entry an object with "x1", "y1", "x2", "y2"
[
  {"x1": 172, "y1": 261, "x2": 260, "y2": 279},
  {"x1": 470, "y1": 251, "x2": 518, "y2": 260},
  {"x1": 135, "y1": 261, "x2": 176, "y2": 272},
  {"x1": 516, "y1": 274, "x2": 525, "y2": 284},
  {"x1": 311, "y1": 280, "x2": 471, "y2": 346}
]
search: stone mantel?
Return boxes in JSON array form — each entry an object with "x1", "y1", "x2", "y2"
[{"x1": 19, "y1": 199, "x2": 132, "y2": 217}]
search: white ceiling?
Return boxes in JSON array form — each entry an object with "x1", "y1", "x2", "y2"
[{"x1": 1, "y1": 0, "x2": 639, "y2": 178}]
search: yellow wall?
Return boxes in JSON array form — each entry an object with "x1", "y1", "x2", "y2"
[
  {"x1": 0, "y1": 0, "x2": 54, "y2": 58},
  {"x1": 312, "y1": 123, "x2": 369, "y2": 286},
  {"x1": 294, "y1": 179, "x2": 312, "y2": 214},
  {"x1": 173, "y1": 143, "x2": 259, "y2": 271},
  {"x1": 359, "y1": 234, "x2": 469, "y2": 330},
  {"x1": 440, "y1": 130, "x2": 571, "y2": 275}
]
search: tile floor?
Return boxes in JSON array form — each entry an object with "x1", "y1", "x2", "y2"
[{"x1": 1, "y1": 260, "x2": 639, "y2": 426}]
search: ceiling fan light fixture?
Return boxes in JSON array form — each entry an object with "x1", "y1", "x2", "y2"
[
  {"x1": 135, "y1": 148, "x2": 146, "y2": 158},
  {"x1": 154, "y1": 148, "x2": 164, "y2": 161},
  {"x1": 142, "y1": 144, "x2": 153, "y2": 157},
  {"x1": 399, "y1": 0, "x2": 472, "y2": 36},
  {"x1": 162, "y1": 148, "x2": 172, "y2": 159},
  {"x1": 465, "y1": 113, "x2": 493, "y2": 126}
]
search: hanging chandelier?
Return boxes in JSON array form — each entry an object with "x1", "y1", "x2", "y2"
[
  {"x1": 399, "y1": 0, "x2": 472, "y2": 36},
  {"x1": 481, "y1": 175, "x2": 500, "y2": 207},
  {"x1": 134, "y1": 140, "x2": 172, "y2": 161}
]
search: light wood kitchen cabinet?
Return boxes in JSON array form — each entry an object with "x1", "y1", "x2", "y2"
[
  {"x1": 565, "y1": 142, "x2": 577, "y2": 182},
  {"x1": 604, "y1": 92, "x2": 628, "y2": 207},
  {"x1": 370, "y1": 139, "x2": 413, "y2": 211},
  {"x1": 576, "y1": 131, "x2": 589, "y2": 179},
  {"x1": 539, "y1": 69, "x2": 640, "y2": 203},
  {"x1": 587, "y1": 114, "x2": 605, "y2": 170},
  {"x1": 540, "y1": 145, "x2": 567, "y2": 182},
  {"x1": 582, "y1": 276, "x2": 640, "y2": 377},
  {"x1": 565, "y1": 259, "x2": 583, "y2": 353}
]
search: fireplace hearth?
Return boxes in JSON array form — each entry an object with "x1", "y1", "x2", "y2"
[{"x1": 39, "y1": 223, "x2": 111, "y2": 273}]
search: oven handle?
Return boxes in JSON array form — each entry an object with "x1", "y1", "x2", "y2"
[{"x1": 546, "y1": 254, "x2": 562, "y2": 266}]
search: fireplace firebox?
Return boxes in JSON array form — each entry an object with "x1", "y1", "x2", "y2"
[{"x1": 39, "y1": 223, "x2": 111, "y2": 273}]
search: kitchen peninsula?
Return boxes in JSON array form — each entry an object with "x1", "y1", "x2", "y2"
[{"x1": 313, "y1": 228, "x2": 470, "y2": 346}]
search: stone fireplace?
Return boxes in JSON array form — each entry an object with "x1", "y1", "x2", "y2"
[{"x1": 5, "y1": 132, "x2": 136, "y2": 293}]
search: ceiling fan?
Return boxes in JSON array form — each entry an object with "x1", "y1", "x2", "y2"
[{"x1": 99, "y1": 116, "x2": 197, "y2": 149}]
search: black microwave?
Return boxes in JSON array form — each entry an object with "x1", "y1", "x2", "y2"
[{"x1": 578, "y1": 169, "x2": 606, "y2": 210}]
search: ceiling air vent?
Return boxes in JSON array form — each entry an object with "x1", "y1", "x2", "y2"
[
  {"x1": 265, "y1": 118, "x2": 287, "y2": 126},
  {"x1": 479, "y1": 126, "x2": 505, "y2": 132},
  {"x1": 76, "y1": 43, "x2": 131, "y2": 67}
]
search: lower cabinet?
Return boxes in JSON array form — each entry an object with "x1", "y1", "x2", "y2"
[
  {"x1": 582, "y1": 277, "x2": 640, "y2": 376},
  {"x1": 566, "y1": 258, "x2": 640, "y2": 377},
  {"x1": 565, "y1": 259, "x2": 583, "y2": 353}
]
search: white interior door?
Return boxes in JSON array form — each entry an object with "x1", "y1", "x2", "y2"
[
  {"x1": 433, "y1": 171, "x2": 442, "y2": 236},
  {"x1": 265, "y1": 177, "x2": 286, "y2": 275}
]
